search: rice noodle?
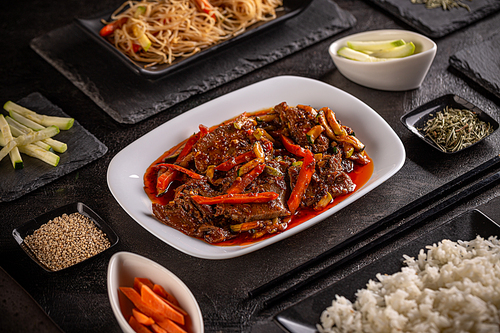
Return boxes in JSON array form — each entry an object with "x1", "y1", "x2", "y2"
[{"x1": 103, "y1": 0, "x2": 282, "y2": 66}]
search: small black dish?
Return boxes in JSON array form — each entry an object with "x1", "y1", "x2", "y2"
[
  {"x1": 75, "y1": 0, "x2": 313, "y2": 79},
  {"x1": 400, "y1": 94, "x2": 499, "y2": 154},
  {"x1": 12, "y1": 202, "x2": 119, "y2": 272}
]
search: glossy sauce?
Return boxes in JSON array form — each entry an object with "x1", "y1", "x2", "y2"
[
  {"x1": 143, "y1": 109, "x2": 374, "y2": 246},
  {"x1": 217, "y1": 158, "x2": 373, "y2": 246}
]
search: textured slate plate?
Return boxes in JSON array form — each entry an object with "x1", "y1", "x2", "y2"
[
  {"x1": 0, "y1": 93, "x2": 108, "y2": 202},
  {"x1": 275, "y1": 209, "x2": 500, "y2": 332},
  {"x1": 75, "y1": 0, "x2": 313, "y2": 79},
  {"x1": 363, "y1": 0, "x2": 500, "y2": 38},
  {"x1": 449, "y1": 33, "x2": 500, "y2": 100},
  {"x1": 30, "y1": 0, "x2": 356, "y2": 124}
]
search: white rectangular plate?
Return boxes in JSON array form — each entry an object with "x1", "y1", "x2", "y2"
[{"x1": 107, "y1": 76, "x2": 406, "y2": 259}]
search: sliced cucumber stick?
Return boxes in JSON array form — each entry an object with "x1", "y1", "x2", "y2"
[
  {"x1": 347, "y1": 39, "x2": 406, "y2": 52},
  {"x1": 4, "y1": 101, "x2": 74, "y2": 130}
]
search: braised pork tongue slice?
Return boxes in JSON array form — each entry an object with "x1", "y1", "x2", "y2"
[
  {"x1": 275, "y1": 102, "x2": 330, "y2": 153},
  {"x1": 152, "y1": 178, "x2": 234, "y2": 243},
  {"x1": 193, "y1": 113, "x2": 256, "y2": 173}
]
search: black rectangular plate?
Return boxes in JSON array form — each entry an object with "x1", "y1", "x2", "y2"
[
  {"x1": 400, "y1": 94, "x2": 499, "y2": 154},
  {"x1": 0, "y1": 93, "x2": 108, "y2": 202},
  {"x1": 275, "y1": 209, "x2": 500, "y2": 332},
  {"x1": 450, "y1": 33, "x2": 500, "y2": 100},
  {"x1": 363, "y1": 0, "x2": 500, "y2": 38},
  {"x1": 12, "y1": 202, "x2": 119, "y2": 272},
  {"x1": 75, "y1": 0, "x2": 313, "y2": 79},
  {"x1": 30, "y1": 0, "x2": 356, "y2": 124}
]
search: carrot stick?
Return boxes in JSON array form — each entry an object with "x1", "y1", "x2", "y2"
[
  {"x1": 141, "y1": 285, "x2": 185, "y2": 325},
  {"x1": 215, "y1": 151, "x2": 256, "y2": 171},
  {"x1": 128, "y1": 315, "x2": 154, "y2": 333},
  {"x1": 153, "y1": 284, "x2": 179, "y2": 306},
  {"x1": 151, "y1": 322, "x2": 187, "y2": 333},
  {"x1": 134, "y1": 277, "x2": 155, "y2": 294},
  {"x1": 287, "y1": 149, "x2": 315, "y2": 214},
  {"x1": 191, "y1": 192, "x2": 278, "y2": 205},
  {"x1": 227, "y1": 163, "x2": 265, "y2": 194},
  {"x1": 133, "y1": 308, "x2": 155, "y2": 326}
]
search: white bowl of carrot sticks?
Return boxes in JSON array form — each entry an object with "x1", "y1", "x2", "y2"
[{"x1": 107, "y1": 251, "x2": 203, "y2": 333}]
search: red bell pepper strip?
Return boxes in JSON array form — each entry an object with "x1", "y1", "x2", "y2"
[
  {"x1": 287, "y1": 149, "x2": 315, "y2": 214},
  {"x1": 156, "y1": 126, "x2": 207, "y2": 195},
  {"x1": 156, "y1": 164, "x2": 204, "y2": 180},
  {"x1": 99, "y1": 17, "x2": 128, "y2": 37},
  {"x1": 191, "y1": 192, "x2": 278, "y2": 205},
  {"x1": 280, "y1": 135, "x2": 308, "y2": 158},
  {"x1": 194, "y1": 0, "x2": 216, "y2": 17},
  {"x1": 215, "y1": 151, "x2": 256, "y2": 171},
  {"x1": 227, "y1": 163, "x2": 265, "y2": 194}
]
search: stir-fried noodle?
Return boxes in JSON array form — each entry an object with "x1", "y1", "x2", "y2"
[{"x1": 102, "y1": 0, "x2": 283, "y2": 67}]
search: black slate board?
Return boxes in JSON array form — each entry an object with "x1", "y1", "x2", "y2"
[
  {"x1": 30, "y1": 0, "x2": 356, "y2": 124},
  {"x1": 449, "y1": 33, "x2": 500, "y2": 100},
  {"x1": 363, "y1": 0, "x2": 500, "y2": 38},
  {"x1": 0, "y1": 93, "x2": 108, "y2": 202},
  {"x1": 275, "y1": 209, "x2": 500, "y2": 332}
]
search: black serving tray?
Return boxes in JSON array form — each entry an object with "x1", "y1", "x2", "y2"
[
  {"x1": 75, "y1": 0, "x2": 313, "y2": 79},
  {"x1": 0, "y1": 93, "x2": 108, "y2": 202},
  {"x1": 275, "y1": 209, "x2": 500, "y2": 332},
  {"x1": 31, "y1": 0, "x2": 356, "y2": 124},
  {"x1": 450, "y1": 33, "x2": 500, "y2": 100},
  {"x1": 12, "y1": 202, "x2": 119, "y2": 272},
  {"x1": 400, "y1": 94, "x2": 499, "y2": 154},
  {"x1": 363, "y1": 0, "x2": 500, "y2": 38}
]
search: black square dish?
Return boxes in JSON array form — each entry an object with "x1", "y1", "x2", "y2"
[
  {"x1": 12, "y1": 202, "x2": 119, "y2": 272},
  {"x1": 400, "y1": 94, "x2": 499, "y2": 154},
  {"x1": 75, "y1": 0, "x2": 313, "y2": 79}
]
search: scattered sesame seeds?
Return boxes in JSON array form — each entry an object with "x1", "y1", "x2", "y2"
[{"x1": 23, "y1": 212, "x2": 111, "y2": 271}]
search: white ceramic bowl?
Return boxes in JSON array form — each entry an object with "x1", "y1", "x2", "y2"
[
  {"x1": 107, "y1": 252, "x2": 204, "y2": 333},
  {"x1": 329, "y1": 29, "x2": 437, "y2": 91}
]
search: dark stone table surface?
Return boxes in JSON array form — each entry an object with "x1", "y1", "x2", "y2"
[{"x1": 1, "y1": 0, "x2": 499, "y2": 332}]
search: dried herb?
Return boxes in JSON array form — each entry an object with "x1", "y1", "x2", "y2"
[
  {"x1": 411, "y1": 0, "x2": 472, "y2": 11},
  {"x1": 421, "y1": 106, "x2": 494, "y2": 152}
]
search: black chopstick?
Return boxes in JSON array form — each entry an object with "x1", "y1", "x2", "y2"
[
  {"x1": 263, "y1": 168, "x2": 500, "y2": 307},
  {"x1": 249, "y1": 154, "x2": 500, "y2": 299}
]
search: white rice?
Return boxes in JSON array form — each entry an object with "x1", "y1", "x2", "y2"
[{"x1": 317, "y1": 236, "x2": 500, "y2": 333}]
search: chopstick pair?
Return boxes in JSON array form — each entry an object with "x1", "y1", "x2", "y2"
[{"x1": 248, "y1": 153, "x2": 500, "y2": 306}]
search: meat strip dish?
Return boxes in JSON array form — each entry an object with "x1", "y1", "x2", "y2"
[{"x1": 144, "y1": 102, "x2": 371, "y2": 244}]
